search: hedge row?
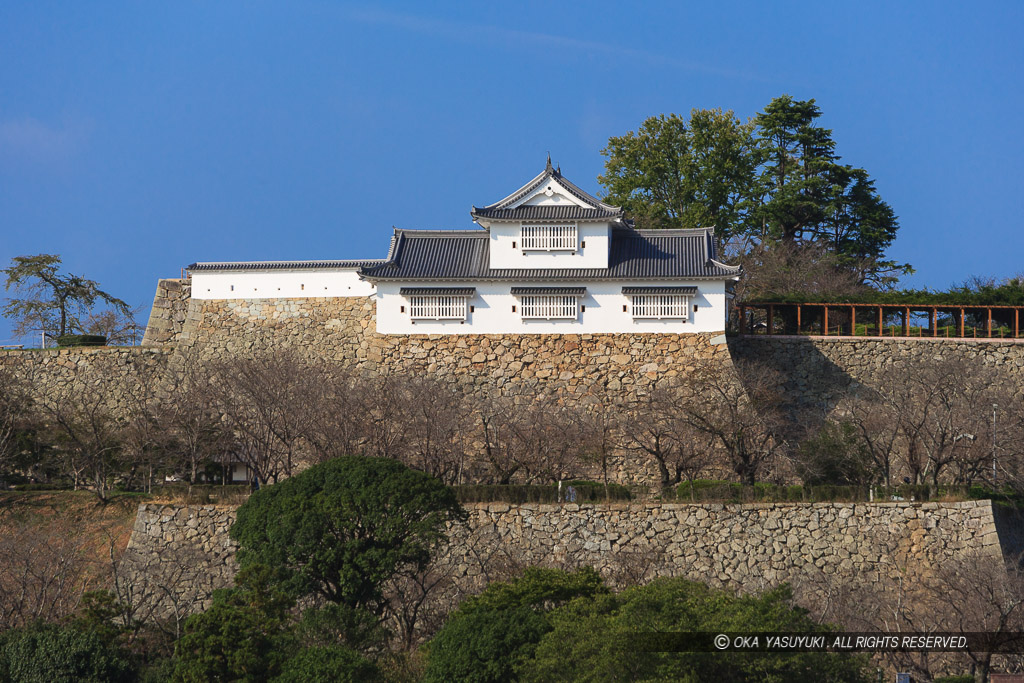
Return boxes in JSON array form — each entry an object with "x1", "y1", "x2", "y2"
[
  {"x1": 669, "y1": 481, "x2": 1023, "y2": 504},
  {"x1": 743, "y1": 282, "x2": 1024, "y2": 307},
  {"x1": 454, "y1": 481, "x2": 632, "y2": 504}
]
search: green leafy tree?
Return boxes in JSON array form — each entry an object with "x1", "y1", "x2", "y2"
[
  {"x1": 599, "y1": 109, "x2": 760, "y2": 240},
  {"x1": 424, "y1": 567, "x2": 608, "y2": 683},
  {"x1": 2, "y1": 254, "x2": 133, "y2": 341},
  {"x1": 522, "y1": 578, "x2": 868, "y2": 683},
  {"x1": 275, "y1": 645, "x2": 381, "y2": 683},
  {"x1": 230, "y1": 456, "x2": 466, "y2": 615},
  {"x1": 0, "y1": 621, "x2": 136, "y2": 683},
  {"x1": 424, "y1": 606, "x2": 550, "y2": 683},
  {"x1": 600, "y1": 96, "x2": 911, "y2": 289},
  {"x1": 172, "y1": 565, "x2": 297, "y2": 683},
  {"x1": 754, "y1": 95, "x2": 909, "y2": 286}
]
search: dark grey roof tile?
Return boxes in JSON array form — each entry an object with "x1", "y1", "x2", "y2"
[
  {"x1": 622, "y1": 286, "x2": 698, "y2": 296},
  {"x1": 361, "y1": 228, "x2": 740, "y2": 282},
  {"x1": 472, "y1": 206, "x2": 622, "y2": 221},
  {"x1": 188, "y1": 259, "x2": 384, "y2": 272},
  {"x1": 510, "y1": 286, "x2": 587, "y2": 296}
]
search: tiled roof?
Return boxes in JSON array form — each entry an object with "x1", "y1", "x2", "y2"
[
  {"x1": 471, "y1": 206, "x2": 622, "y2": 221},
  {"x1": 188, "y1": 259, "x2": 384, "y2": 272},
  {"x1": 471, "y1": 162, "x2": 624, "y2": 223},
  {"x1": 622, "y1": 286, "x2": 698, "y2": 296},
  {"x1": 360, "y1": 228, "x2": 740, "y2": 282},
  {"x1": 399, "y1": 287, "x2": 476, "y2": 296},
  {"x1": 510, "y1": 287, "x2": 587, "y2": 296}
]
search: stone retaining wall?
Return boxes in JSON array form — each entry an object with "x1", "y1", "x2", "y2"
[
  {"x1": 728, "y1": 335, "x2": 1024, "y2": 417},
  {"x1": 171, "y1": 295, "x2": 733, "y2": 402},
  {"x1": 141, "y1": 278, "x2": 193, "y2": 346},
  {"x1": 123, "y1": 499, "x2": 1016, "y2": 616},
  {"x1": 0, "y1": 346, "x2": 174, "y2": 411}
]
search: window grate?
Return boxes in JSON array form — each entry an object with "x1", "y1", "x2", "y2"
[
  {"x1": 408, "y1": 295, "x2": 468, "y2": 320},
  {"x1": 520, "y1": 295, "x2": 579, "y2": 320},
  {"x1": 520, "y1": 224, "x2": 577, "y2": 251},
  {"x1": 630, "y1": 294, "x2": 689, "y2": 320}
]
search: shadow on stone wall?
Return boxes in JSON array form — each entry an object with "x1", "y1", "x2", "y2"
[
  {"x1": 728, "y1": 336, "x2": 858, "y2": 437},
  {"x1": 993, "y1": 505, "x2": 1024, "y2": 564}
]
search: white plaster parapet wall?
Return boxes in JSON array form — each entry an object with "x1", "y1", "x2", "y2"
[
  {"x1": 190, "y1": 268, "x2": 374, "y2": 300},
  {"x1": 375, "y1": 280, "x2": 727, "y2": 335}
]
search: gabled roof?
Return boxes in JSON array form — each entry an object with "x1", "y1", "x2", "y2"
[
  {"x1": 360, "y1": 228, "x2": 741, "y2": 282},
  {"x1": 471, "y1": 159, "x2": 625, "y2": 224},
  {"x1": 187, "y1": 259, "x2": 384, "y2": 272}
]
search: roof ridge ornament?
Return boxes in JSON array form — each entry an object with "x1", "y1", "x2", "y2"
[{"x1": 545, "y1": 153, "x2": 553, "y2": 173}]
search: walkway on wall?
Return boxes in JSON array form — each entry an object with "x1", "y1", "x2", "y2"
[{"x1": 737, "y1": 302, "x2": 1024, "y2": 339}]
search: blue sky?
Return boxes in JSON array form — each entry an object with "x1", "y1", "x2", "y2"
[{"x1": 1, "y1": 2, "x2": 1022, "y2": 343}]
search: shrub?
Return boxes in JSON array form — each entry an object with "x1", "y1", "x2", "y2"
[
  {"x1": 0, "y1": 621, "x2": 135, "y2": 683},
  {"x1": 55, "y1": 334, "x2": 106, "y2": 347},
  {"x1": 522, "y1": 579, "x2": 867, "y2": 682},
  {"x1": 454, "y1": 482, "x2": 631, "y2": 504},
  {"x1": 274, "y1": 645, "x2": 381, "y2": 683}
]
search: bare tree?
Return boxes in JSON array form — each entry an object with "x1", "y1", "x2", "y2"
[
  {"x1": 926, "y1": 553, "x2": 1024, "y2": 683},
  {"x1": 0, "y1": 367, "x2": 34, "y2": 482},
  {"x1": 619, "y1": 385, "x2": 715, "y2": 493},
  {"x1": 477, "y1": 394, "x2": 531, "y2": 485},
  {"x1": 303, "y1": 367, "x2": 372, "y2": 463},
  {"x1": 507, "y1": 395, "x2": 586, "y2": 484},
  {"x1": 0, "y1": 514, "x2": 98, "y2": 628},
  {"x1": 27, "y1": 365, "x2": 126, "y2": 500},
  {"x1": 398, "y1": 375, "x2": 473, "y2": 485},
  {"x1": 674, "y1": 361, "x2": 787, "y2": 485},
  {"x1": 360, "y1": 373, "x2": 411, "y2": 461},
  {"x1": 877, "y1": 359, "x2": 998, "y2": 486},
  {"x1": 162, "y1": 353, "x2": 229, "y2": 485},
  {"x1": 210, "y1": 351, "x2": 317, "y2": 485},
  {"x1": 574, "y1": 395, "x2": 624, "y2": 499},
  {"x1": 837, "y1": 391, "x2": 902, "y2": 487}
]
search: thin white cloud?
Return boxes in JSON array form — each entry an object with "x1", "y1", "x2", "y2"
[
  {"x1": 0, "y1": 116, "x2": 90, "y2": 166},
  {"x1": 347, "y1": 7, "x2": 765, "y2": 82}
]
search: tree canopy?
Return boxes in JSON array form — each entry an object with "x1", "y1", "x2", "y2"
[
  {"x1": 600, "y1": 96, "x2": 911, "y2": 289},
  {"x1": 2, "y1": 254, "x2": 133, "y2": 341},
  {"x1": 599, "y1": 109, "x2": 760, "y2": 241},
  {"x1": 230, "y1": 456, "x2": 465, "y2": 614},
  {"x1": 523, "y1": 578, "x2": 867, "y2": 683}
]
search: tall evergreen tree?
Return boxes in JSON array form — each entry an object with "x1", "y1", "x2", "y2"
[{"x1": 600, "y1": 95, "x2": 911, "y2": 288}]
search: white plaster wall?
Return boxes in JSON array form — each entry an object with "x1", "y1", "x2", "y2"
[
  {"x1": 511, "y1": 179, "x2": 588, "y2": 208},
  {"x1": 487, "y1": 223, "x2": 612, "y2": 270},
  {"x1": 375, "y1": 280, "x2": 728, "y2": 334},
  {"x1": 191, "y1": 269, "x2": 375, "y2": 300}
]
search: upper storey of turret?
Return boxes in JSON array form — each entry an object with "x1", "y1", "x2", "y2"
[{"x1": 470, "y1": 157, "x2": 627, "y2": 227}]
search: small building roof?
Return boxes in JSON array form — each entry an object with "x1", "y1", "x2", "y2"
[
  {"x1": 622, "y1": 286, "x2": 699, "y2": 296},
  {"x1": 360, "y1": 228, "x2": 740, "y2": 283},
  {"x1": 471, "y1": 160, "x2": 625, "y2": 224},
  {"x1": 187, "y1": 259, "x2": 384, "y2": 272}
]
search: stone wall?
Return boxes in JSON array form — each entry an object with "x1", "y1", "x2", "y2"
[
  {"x1": 0, "y1": 346, "x2": 174, "y2": 411},
  {"x1": 141, "y1": 279, "x2": 193, "y2": 347},
  {"x1": 171, "y1": 295, "x2": 732, "y2": 401},
  {"x1": 728, "y1": 335, "x2": 1024, "y2": 417},
  {"x1": 123, "y1": 499, "x2": 1018, "y2": 616}
]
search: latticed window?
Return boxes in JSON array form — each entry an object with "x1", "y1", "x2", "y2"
[
  {"x1": 520, "y1": 223, "x2": 577, "y2": 251},
  {"x1": 630, "y1": 294, "x2": 690, "y2": 320},
  {"x1": 520, "y1": 295, "x2": 579, "y2": 320},
  {"x1": 408, "y1": 295, "x2": 468, "y2": 320}
]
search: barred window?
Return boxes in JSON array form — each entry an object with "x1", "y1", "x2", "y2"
[
  {"x1": 630, "y1": 294, "x2": 689, "y2": 320},
  {"x1": 408, "y1": 295, "x2": 468, "y2": 320},
  {"x1": 520, "y1": 295, "x2": 579, "y2": 320},
  {"x1": 520, "y1": 223, "x2": 577, "y2": 251}
]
